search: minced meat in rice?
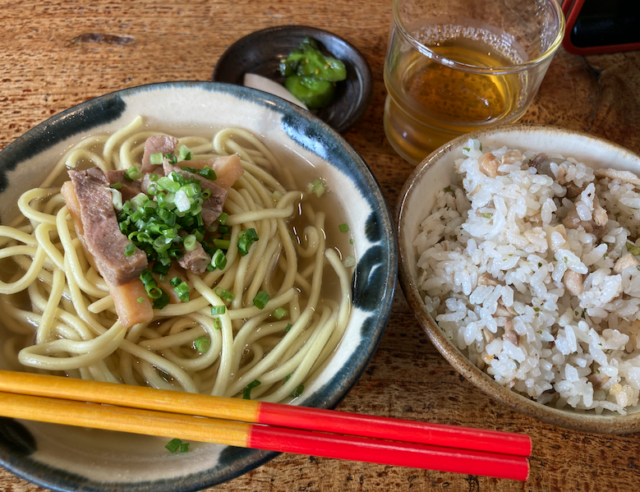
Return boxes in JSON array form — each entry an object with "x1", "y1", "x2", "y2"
[{"x1": 415, "y1": 138, "x2": 640, "y2": 414}]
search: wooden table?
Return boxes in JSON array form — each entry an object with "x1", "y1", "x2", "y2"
[{"x1": 1, "y1": 1, "x2": 640, "y2": 491}]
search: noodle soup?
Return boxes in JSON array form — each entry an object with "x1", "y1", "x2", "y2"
[{"x1": 0, "y1": 117, "x2": 354, "y2": 404}]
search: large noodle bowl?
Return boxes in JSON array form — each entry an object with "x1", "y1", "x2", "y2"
[{"x1": 0, "y1": 116, "x2": 353, "y2": 403}]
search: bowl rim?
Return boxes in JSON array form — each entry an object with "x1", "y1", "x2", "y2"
[
  {"x1": 212, "y1": 24, "x2": 373, "y2": 134},
  {"x1": 0, "y1": 80, "x2": 397, "y2": 490},
  {"x1": 396, "y1": 123, "x2": 640, "y2": 434}
]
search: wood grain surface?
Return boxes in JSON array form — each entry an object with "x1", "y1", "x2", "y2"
[{"x1": 1, "y1": 1, "x2": 640, "y2": 491}]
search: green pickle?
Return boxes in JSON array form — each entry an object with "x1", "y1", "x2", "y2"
[
  {"x1": 285, "y1": 76, "x2": 335, "y2": 109},
  {"x1": 279, "y1": 37, "x2": 347, "y2": 109}
]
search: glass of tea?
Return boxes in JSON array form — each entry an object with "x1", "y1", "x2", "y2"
[{"x1": 384, "y1": 0, "x2": 566, "y2": 165}]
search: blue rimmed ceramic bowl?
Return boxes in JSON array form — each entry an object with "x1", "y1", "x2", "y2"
[{"x1": 0, "y1": 82, "x2": 397, "y2": 491}]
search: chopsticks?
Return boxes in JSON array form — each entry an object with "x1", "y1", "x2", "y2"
[{"x1": 0, "y1": 371, "x2": 530, "y2": 481}]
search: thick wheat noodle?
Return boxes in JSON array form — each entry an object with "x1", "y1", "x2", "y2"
[{"x1": 0, "y1": 117, "x2": 352, "y2": 403}]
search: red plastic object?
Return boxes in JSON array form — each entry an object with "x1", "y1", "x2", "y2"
[
  {"x1": 258, "y1": 402, "x2": 531, "y2": 457},
  {"x1": 249, "y1": 425, "x2": 530, "y2": 481},
  {"x1": 562, "y1": 0, "x2": 640, "y2": 55}
]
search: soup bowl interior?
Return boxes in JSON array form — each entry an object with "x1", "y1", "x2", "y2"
[
  {"x1": 0, "y1": 82, "x2": 396, "y2": 491},
  {"x1": 397, "y1": 125, "x2": 640, "y2": 434}
]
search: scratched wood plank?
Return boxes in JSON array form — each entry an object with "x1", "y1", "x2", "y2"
[{"x1": 0, "y1": 1, "x2": 640, "y2": 491}]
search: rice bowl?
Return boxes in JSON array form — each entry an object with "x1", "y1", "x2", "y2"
[{"x1": 397, "y1": 125, "x2": 640, "y2": 433}]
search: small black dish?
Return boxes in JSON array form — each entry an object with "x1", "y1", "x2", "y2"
[{"x1": 213, "y1": 25, "x2": 373, "y2": 134}]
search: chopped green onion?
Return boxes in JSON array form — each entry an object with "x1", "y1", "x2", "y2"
[
  {"x1": 285, "y1": 323, "x2": 292, "y2": 333},
  {"x1": 627, "y1": 242, "x2": 640, "y2": 256},
  {"x1": 273, "y1": 307, "x2": 288, "y2": 320},
  {"x1": 211, "y1": 305, "x2": 226, "y2": 315},
  {"x1": 284, "y1": 374, "x2": 292, "y2": 383},
  {"x1": 165, "y1": 438, "x2": 181, "y2": 453},
  {"x1": 533, "y1": 307, "x2": 540, "y2": 312},
  {"x1": 198, "y1": 166, "x2": 216, "y2": 180},
  {"x1": 444, "y1": 186, "x2": 453, "y2": 193},
  {"x1": 124, "y1": 244, "x2": 136, "y2": 257},
  {"x1": 273, "y1": 190, "x2": 282, "y2": 199},
  {"x1": 211, "y1": 249, "x2": 228, "y2": 270},
  {"x1": 180, "y1": 442, "x2": 190, "y2": 453},
  {"x1": 290, "y1": 384, "x2": 304, "y2": 398},
  {"x1": 214, "y1": 239, "x2": 230, "y2": 250},
  {"x1": 124, "y1": 166, "x2": 142, "y2": 181},
  {"x1": 338, "y1": 223, "x2": 349, "y2": 233},
  {"x1": 215, "y1": 287, "x2": 236, "y2": 303},
  {"x1": 217, "y1": 225, "x2": 230, "y2": 236},
  {"x1": 350, "y1": 239, "x2": 354, "y2": 245},
  {"x1": 110, "y1": 188, "x2": 123, "y2": 210},
  {"x1": 110, "y1": 182, "x2": 122, "y2": 190},
  {"x1": 214, "y1": 318, "x2": 222, "y2": 330},
  {"x1": 194, "y1": 336, "x2": 211, "y2": 353},
  {"x1": 218, "y1": 212, "x2": 229, "y2": 225},
  {"x1": 153, "y1": 263, "x2": 170, "y2": 275},
  {"x1": 131, "y1": 193, "x2": 149, "y2": 209},
  {"x1": 183, "y1": 234, "x2": 197, "y2": 252},
  {"x1": 150, "y1": 153, "x2": 164, "y2": 165},
  {"x1": 253, "y1": 290, "x2": 270, "y2": 309},
  {"x1": 306, "y1": 178, "x2": 326, "y2": 198},
  {"x1": 463, "y1": 147, "x2": 470, "y2": 152},
  {"x1": 237, "y1": 228, "x2": 259, "y2": 256},
  {"x1": 242, "y1": 379, "x2": 261, "y2": 400},
  {"x1": 173, "y1": 281, "x2": 190, "y2": 302},
  {"x1": 178, "y1": 145, "x2": 193, "y2": 161},
  {"x1": 153, "y1": 290, "x2": 170, "y2": 309},
  {"x1": 515, "y1": 360, "x2": 520, "y2": 369},
  {"x1": 343, "y1": 256, "x2": 356, "y2": 267},
  {"x1": 137, "y1": 297, "x2": 145, "y2": 303},
  {"x1": 482, "y1": 213, "x2": 492, "y2": 219}
]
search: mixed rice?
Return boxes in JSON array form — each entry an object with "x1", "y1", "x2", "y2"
[{"x1": 415, "y1": 138, "x2": 640, "y2": 414}]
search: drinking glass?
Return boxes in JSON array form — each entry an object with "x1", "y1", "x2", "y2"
[{"x1": 384, "y1": 0, "x2": 565, "y2": 165}]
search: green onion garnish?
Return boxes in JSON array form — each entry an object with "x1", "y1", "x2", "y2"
[
  {"x1": 214, "y1": 239, "x2": 230, "y2": 250},
  {"x1": 350, "y1": 239, "x2": 354, "y2": 245},
  {"x1": 627, "y1": 242, "x2": 640, "y2": 256},
  {"x1": 237, "y1": 228, "x2": 259, "y2": 256},
  {"x1": 284, "y1": 374, "x2": 292, "y2": 383},
  {"x1": 211, "y1": 249, "x2": 227, "y2": 270},
  {"x1": 150, "y1": 152, "x2": 163, "y2": 165},
  {"x1": 137, "y1": 297, "x2": 145, "y2": 303},
  {"x1": 215, "y1": 287, "x2": 236, "y2": 303},
  {"x1": 165, "y1": 438, "x2": 189, "y2": 453},
  {"x1": 285, "y1": 323, "x2": 292, "y2": 333},
  {"x1": 172, "y1": 281, "x2": 190, "y2": 303},
  {"x1": 306, "y1": 178, "x2": 326, "y2": 198},
  {"x1": 152, "y1": 290, "x2": 170, "y2": 310},
  {"x1": 211, "y1": 305, "x2": 226, "y2": 315},
  {"x1": 217, "y1": 224, "x2": 230, "y2": 236},
  {"x1": 194, "y1": 336, "x2": 211, "y2": 353},
  {"x1": 338, "y1": 223, "x2": 349, "y2": 233},
  {"x1": 253, "y1": 290, "x2": 270, "y2": 309},
  {"x1": 482, "y1": 213, "x2": 492, "y2": 219},
  {"x1": 444, "y1": 186, "x2": 453, "y2": 193},
  {"x1": 124, "y1": 166, "x2": 142, "y2": 181},
  {"x1": 197, "y1": 166, "x2": 216, "y2": 180},
  {"x1": 242, "y1": 379, "x2": 261, "y2": 400},
  {"x1": 218, "y1": 212, "x2": 229, "y2": 225},
  {"x1": 124, "y1": 244, "x2": 136, "y2": 257},
  {"x1": 183, "y1": 234, "x2": 197, "y2": 252},
  {"x1": 110, "y1": 182, "x2": 122, "y2": 190},
  {"x1": 178, "y1": 145, "x2": 193, "y2": 161},
  {"x1": 214, "y1": 318, "x2": 222, "y2": 330},
  {"x1": 273, "y1": 307, "x2": 288, "y2": 320},
  {"x1": 290, "y1": 384, "x2": 304, "y2": 398}
]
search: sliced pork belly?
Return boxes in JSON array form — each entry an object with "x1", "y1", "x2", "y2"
[
  {"x1": 178, "y1": 241, "x2": 211, "y2": 275},
  {"x1": 68, "y1": 167, "x2": 147, "y2": 285},
  {"x1": 141, "y1": 135, "x2": 178, "y2": 175},
  {"x1": 163, "y1": 162, "x2": 228, "y2": 226},
  {"x1": 105, "y1": 170, "x2": 142, "y2": 202}
]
